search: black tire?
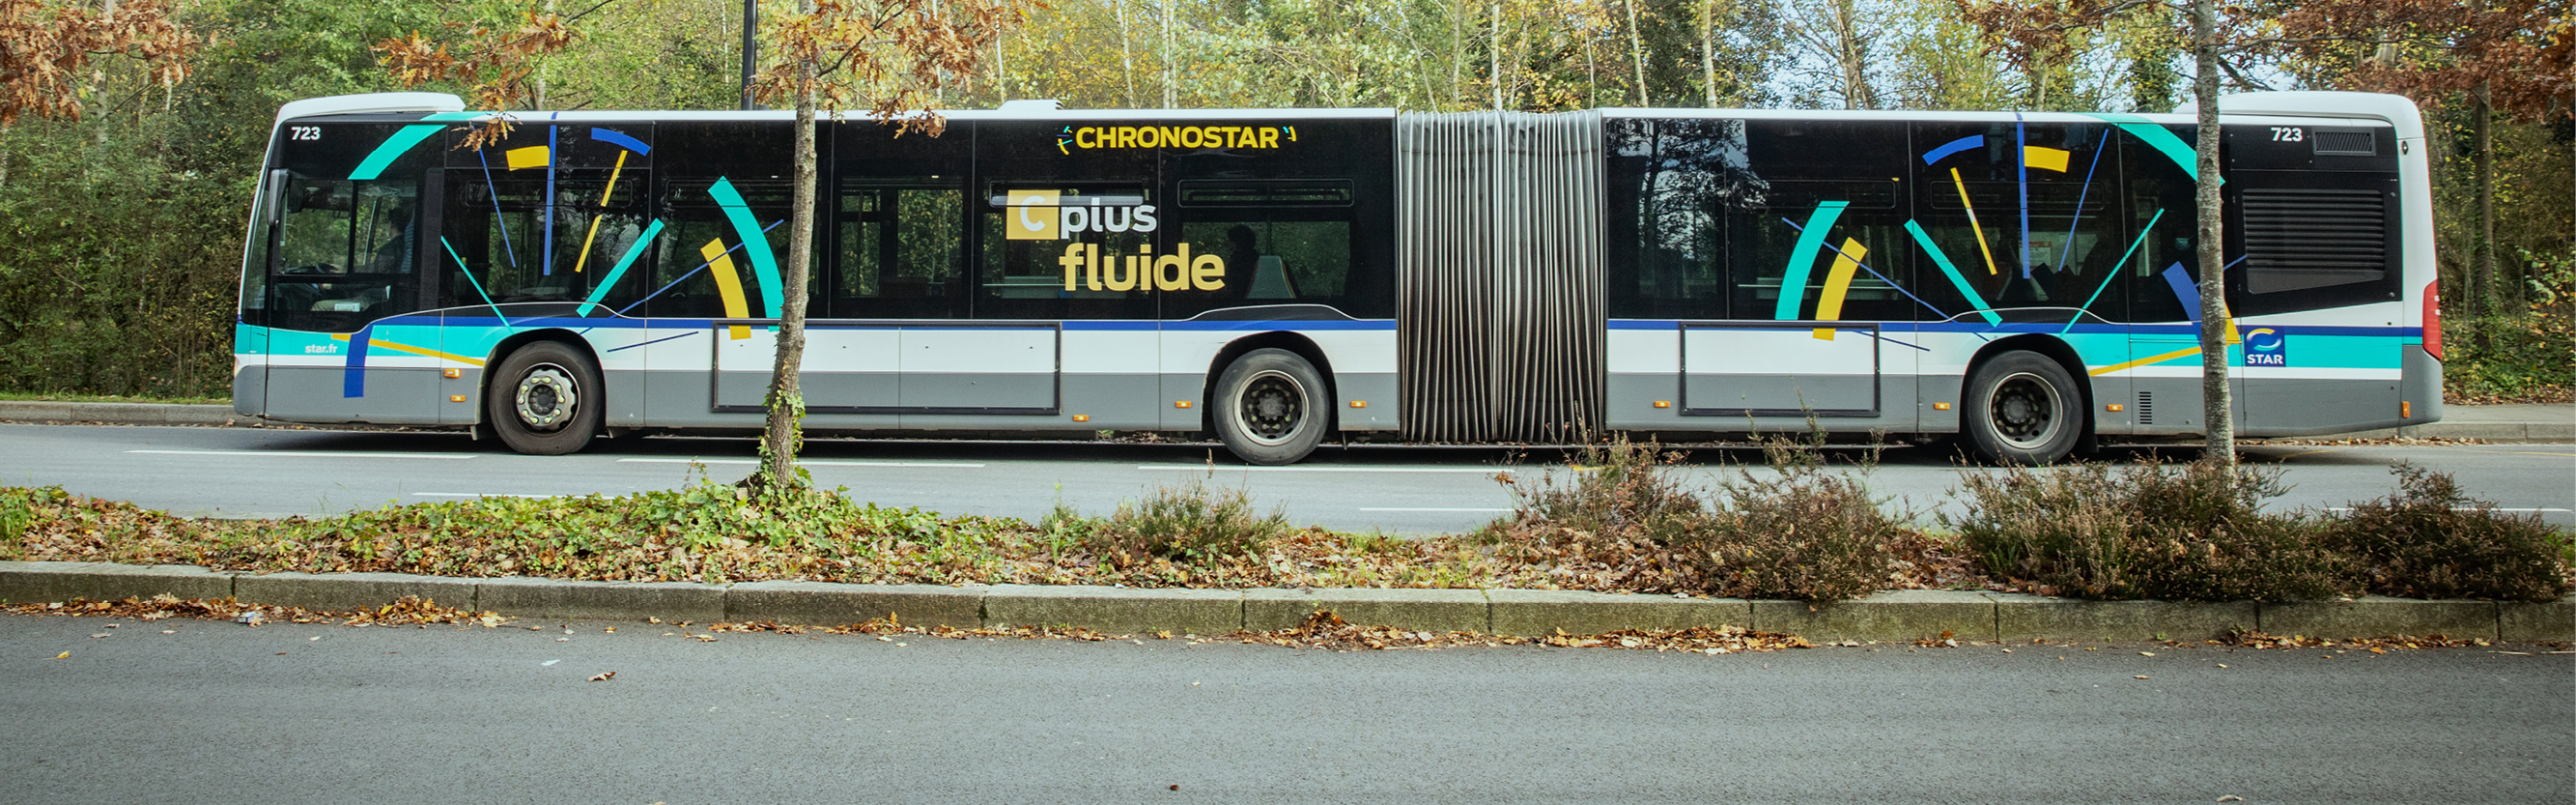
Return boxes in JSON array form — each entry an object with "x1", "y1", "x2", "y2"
[
  {"x1": 486, "y1": 340, "x2": 601, "y2": 456},
  {"x1": 1212, "y1": 348, "x2": 1328, "y2": 466},
  {"x1": 1961, "y1": 350, "x2": 2083, "y2": 465}
]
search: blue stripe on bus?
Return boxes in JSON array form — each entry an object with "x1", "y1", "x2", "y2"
[
  {"x1": 408, "y1": 317, "x2": 1398, "y2": 332},
  {"x1": 1152, "y1": 319, "x2": 1397, "y2": 331},
  {"x1": 271, "y1": 318, "x2": 2418, "y2": 339},
  {"x1": 1610, "y1": 319, "x2": 2420, "y2": 339}
]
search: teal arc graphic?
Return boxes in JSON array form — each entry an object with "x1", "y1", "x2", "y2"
[
  {"x1": 707, "y1": 178, "x2": 785, "y2": 318},
  {"x1": 2081, "y1": 113, "x2": 2216, "y2": 183},
  {"x1": 1902, "y1": 220, "x2": 2002, "y2": 326},
  {"x1": 580, "y1": 218, "x2": 666, "y2": 317},
  {"x1": 1772, "y1": 201, "x2": 1850, "y2": 321},
  {"x1": 346, "y1": 111, "x2": 481, "y2": 181}
]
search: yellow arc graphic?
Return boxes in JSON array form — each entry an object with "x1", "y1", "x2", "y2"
[
  {"x1": 2023, "y1": 146, "x2": 2071, "y2": 173},
  {"x1": 572, "y1": 152, "x2": 633, "y2": 275},
  {"x1": 330, "y1": 333, "x2": 486, "y2": 365},
  {"x1": 701, "y1": 239, "x2": 751, "y2": 339},
  {"x1": 1811, "y1": 239, "x2": 1867, "y2": 340},
  {"x1": 2088, "y1": 346, "x2": 2201, "y2": 377},
  {"x1": 505, "y1": 146, "x2": 551, "y2": 170},
  {"x1": 1950, "y1": 167, "x2": 2000, "y2": 275}
]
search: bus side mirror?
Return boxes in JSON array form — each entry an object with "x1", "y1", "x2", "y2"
[{"x1": 267, "y1": 169, "x2": 294, "y2": 221}]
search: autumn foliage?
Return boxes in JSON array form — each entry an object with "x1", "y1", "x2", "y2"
[
  {"x1": 372, "y1": 9, "x2": 582, "y2": 147},
  {"x1": 0, "y1": 0, "x2": 193, "y2": 124}
]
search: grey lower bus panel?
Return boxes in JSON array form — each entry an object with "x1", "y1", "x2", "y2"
[
  {"x1": 637, "y1": 369, "x2": 1160, "y2": 430},
  {"x1": 1605, "y1": 372, "x2": 1923, "y2": 435},
  {"x1": 260, "y1": 364, "x2": 443, "y2": 425},
  {"x1": 1150, "y1": 371, "x2": 1400, "y2": 433},
  {"x1": 2242, "y1": 376, "x2": 2400, "y2": 437},
  {"x1": 233, "y1": 366, "x2": 267, "y2": 417},
  {"x1": 2398, "y1": 344, "x2": 2444, "y2": 425},
  {"x1": 1395, "y1": 111, "x2": 1606, "y2": 443}
]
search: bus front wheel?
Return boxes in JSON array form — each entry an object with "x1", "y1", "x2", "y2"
[
  {"x1": 486, "y1": 340, "x2": 601, "y2": 456},
  {"x1": 1961, "y1": 350, "x2": 2081, "y2": 465},
  {"x1": 1213, "y1": 348, "x2": 1327, "y2": 466}
]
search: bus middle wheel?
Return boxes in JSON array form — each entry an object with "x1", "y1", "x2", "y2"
[
  {"x1": 1214, "y1": 348, "x2": 1327, "y2": 466},
  {"x1": 1961, "y1": 349, "x2": 2082, "y2": 466},
  {"x1": 486, "y1": 340, "x2": 602, "y2": 456}
]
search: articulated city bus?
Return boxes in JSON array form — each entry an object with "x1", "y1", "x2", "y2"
[{"x1": 235, "y1": 91, "x2": 2440, "y2": 465}]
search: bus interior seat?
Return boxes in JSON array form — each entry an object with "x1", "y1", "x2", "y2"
[{"x1": 1247, "y1": 255, "x2": 1295, "y2": 300}]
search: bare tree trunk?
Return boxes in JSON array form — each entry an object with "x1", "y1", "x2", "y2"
[
  {"x1": 1451, "y1": 0, "x2": 1464, "y2": 109},
  {"x1": 1701, "y1": 0, "x2": 1716, "y2": 107},
  {"x1": 536, "y1": 0, "x2": 555, "y2": 108},
  {"x1": 1828, "y1": 0, "x2": 1875, "y2": 109},
  {"x1": 761, "y1": 3, "x2": 820, "y2": 489},
  {"x1": 1490, "y1": 0, "x2": 1503, "y2": 110},
  {"x1": 1161, "y1": 0, "x2": 1175, "y2": 108},
  {"x1": 2192, "y1": 0, "x2": 2232, "y2": 466},
  {"x1": 2473, "y1": 79, "x2": 2495, "y2": 314},
  {"x1": 1626, "y1": 0, "x2": 1649, "y2": 105},
  {"x1": 1115, "y1": 0, "x2": 1138, "y2": 107}
]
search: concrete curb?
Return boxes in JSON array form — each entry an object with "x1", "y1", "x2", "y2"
[
  {"x1": 2342, "y1": 421, "x2": 2576, "y2": 442},
  {"x1": 5, "y1": 401, "x2": 2568, "y2": 443},
  {"x1": 1, "y1": 561, "x2": 2569, "y2": 643},
  {"x1": 0, "y1": 401, "x2": 252, "y2": 427}
]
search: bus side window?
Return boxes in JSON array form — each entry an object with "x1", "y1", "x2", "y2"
[
  {"x1": 977, "y1": 186, "x2": 1157, "y2": 321},
  {"x1": 1727, "y1": 120, "x2": 1910, "y2": 324},
  {"x1": 2119, "y1": 131, "x2": 2198, "y2": 324},
  {"x1": 835, "y1": 185, "x2": 965, "y2": 318},
  {"x1": 1605, "y1": 117, "x2": 1735, "y2": 320},
  {"x1": 1166, "y1": 180, "x2": 1356, "y2": 319}
]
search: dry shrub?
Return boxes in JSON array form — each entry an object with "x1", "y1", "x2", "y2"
[
  {"x1": 1087, "y1": 479, "x2": 1288, "y2": 565},
  {"x1": 1701, "y1": 466, "x2": 1909, "y2": 601},
  {"x1": 1483, "y1": 436, "x2": 1909, "y2": 601},
  {"x1": 1950, "y1": 460, "x2": 2348, "y2": 601},
  {"x1": 2326, "y1": 465, "x2": 2571, "y2": 601}
]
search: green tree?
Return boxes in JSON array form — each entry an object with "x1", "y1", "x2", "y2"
[{"x1": 744, "y1": 0, "x2": 1018, "y2": 488}]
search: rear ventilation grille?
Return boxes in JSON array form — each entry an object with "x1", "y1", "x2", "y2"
[
  {"x1": 2136, "y1": 391, "x2": 2154, "y2": 425},
  {"x1": 2241, "y1": 188, "x2": 2388, "y2": 294},
  {"x1": 2311, "y1": 129, "x2": 2375, "y2": 156}
]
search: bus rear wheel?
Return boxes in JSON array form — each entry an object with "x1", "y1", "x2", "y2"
[
  {"x1": 1961, "y1": 350, "x2": 2081, "y2": 465},
  {"x1": 487, "y1": 340, "x2": 601, "y2": 456},
  {"x1": 1214, "y1": 348, "x2": 1327, "y2": 466}
]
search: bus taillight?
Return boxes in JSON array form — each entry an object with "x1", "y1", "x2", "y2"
[{"x1": 2421, "y1": 281, "x2": 2443, "y2": 360}]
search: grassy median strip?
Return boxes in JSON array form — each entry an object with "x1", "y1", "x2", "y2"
[{"x1": 4, "y1": 444, "x2": 2567, "y2": 602}]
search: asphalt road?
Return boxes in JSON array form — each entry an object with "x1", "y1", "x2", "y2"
[
  {"x1": 0, "y1": 423, "x2": 2569, "y2": 532},
  {"x1": 3, "y1": 611, "x2": 2568, "y2": 805}
]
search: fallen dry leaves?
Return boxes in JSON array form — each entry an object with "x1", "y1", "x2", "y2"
[
  {"x1": 2209, "y1": 628, "x2": 2489, "y2": 650},
  {"x1": 659, "y1": 609, "x2": 1816, "y2": 653},
  {"x1": 0, "y1": 483, "x2": 1992, "y2": 595},
  {"x1": 1, "y1": 593, "x2": 506, "y2": 627}
]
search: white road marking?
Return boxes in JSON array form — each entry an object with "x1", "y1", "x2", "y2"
[
  {"x1": 127, "y1": 449, "x2": 476, "y2": 460},
  {"x1": 412, "y1": 492, "x2": 552, "y2": 499},
  {"x1": 617, "y1": 458, "x2": 985, "y2": 468},
  {"x1": 1358, "y1": 507, "x2": 1514, "y2": 512},
  {"x1": 2324, "y1": 506, "x2": 2570, "y2": 513},
  {"x1": 1138, "y1": 465, "x2": 1513, "y2": 474}
]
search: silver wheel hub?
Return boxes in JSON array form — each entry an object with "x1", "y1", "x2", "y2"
[
  {"x1": 1989, "y1": 371, "x2": 2062, "y2": 450},
  {"x1": 514, "y1": 364, "x2": 578, "y2": 432},
  {"x1": 1233, "y1": 369, "x2": 1308, "y2": 447}
]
